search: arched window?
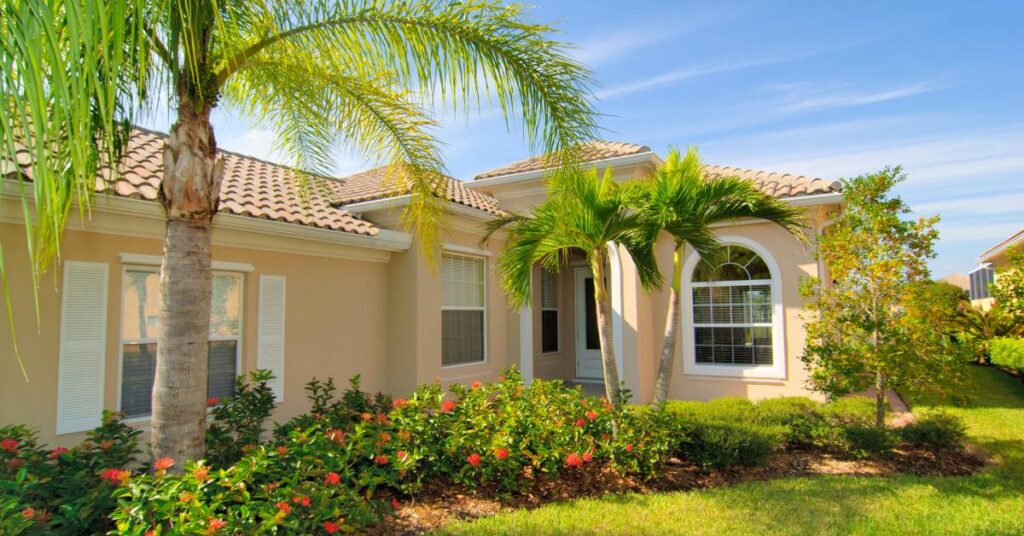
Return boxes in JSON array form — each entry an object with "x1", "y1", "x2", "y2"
[{"x1": 691, "y1": 245, "x2": 774, "y2": 366}]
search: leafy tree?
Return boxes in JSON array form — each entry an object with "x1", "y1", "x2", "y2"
[
  {"x1": 992, "y1": 245, "x2": 1024, "y2": 320},
  {"x1": 631, "y1": 147, "x2": 805, "y2": 404},
  {"x1": 800, "y1": 168, "x2": 968, "y2": 427},
  {"x1": 1, "y1": 0, "x2": 596, "y2": 463},
  {"x1": 488, "y1": 168, "x2": 660, "y2": 407}
]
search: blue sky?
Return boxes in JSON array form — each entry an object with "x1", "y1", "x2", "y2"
[{"x1": 141, "y1": 0, "x2": 1023, "y2": 277}]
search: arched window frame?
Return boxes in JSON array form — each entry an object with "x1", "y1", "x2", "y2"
[{"x1": 680, "y1": 236, "x2": 787, "y2": 380}]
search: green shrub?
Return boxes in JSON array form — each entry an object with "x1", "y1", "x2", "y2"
[
  {"x1": 206, "y1": 369, "x2": 277, "y2": 467},
  {"x1": 815, "y1": 397, "x2": 875, "y2": 427},
  {"x1": 899, "y1": 411, "x2": 967, "y2": 451},
  {"x1": 842, "y1": 425, "x2": 897, "y2": 458},
  {"x1": 991, "y1": 337, "x2": 1024, "y2": 371},
  {"x1": 678, "y1": 420, "x2": 784, "y2": 469},
  {"x1": 272, "y1": 374, "x2": 392, "y2": 442},
  {"x1": 665, "y1": 397, "x2": 757, "y2": 423},
  {"x1": 755, "y1": 397, "x2": 823, "y2": 447}
]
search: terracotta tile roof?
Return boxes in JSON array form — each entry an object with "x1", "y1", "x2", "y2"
[
  {"x1": 702, "y1": 165, "x2": 841, "y2": 199},
  {"x1": 5, "y1": 128, "x2": 378, "y2": 236},
  {"x1": 333, "y1": 166, "x2": 503, "y2": 215},
  {"x1": 473, "y1": 141, "x2": 653, "y2": 180}
]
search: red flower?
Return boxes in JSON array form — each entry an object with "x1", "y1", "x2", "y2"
[
  {"x1": 375, "y1": 413, "x2": 389, "y2": 424},
  {"x1": 324, "y1": 472, "x2": 341, "y2": 486},
  {"x1": 21, "y1": 507, "x2": 34, "y2": 519},
  {"x1": 494, "y1": 448, "x2": 509, "y2": 460},
  {"x1": 575, "y1": 418, "x2": 586, "y2": 427},
  {"x1": 153, "y1": 457, "x2": 175, "y2": 472},
  {"x1": 582, "y1": 450, "x2": 593, "y2": 463},
  {"x1": 440, "y1": 400, "x2": 456, "y2": 413},
  {"x1": 101, "y1": 468, "x2": 130, "y2": 485},
  {"x1": 392, "y1": 498, "x2": 401, "y2": 510},
  {"x1": 98, "y1": 440, "x2": 114, "y2": 450},
  {"x1": 625, "y1": 444, "x2": 634, "y2": 452},
  {"x1": 471, "y1": 380, "x2": 482, "y2": 390},
  {"x1": 565, "y1": 453, "x2": 583, "y2": 467},
  {"x1": 326, "y1": 429, "x2": 346, "y2": 445},
  {"x1": 466, "y1": 453, "x2": 482, "y2": 467},
  {"x1": 48, "y1": 446, "x2": 69, "y2": 460},
  {"x1": 276, "y1": 501, "x2": 291, "y2": 514},
  {"x1": 323, "y1": 520, "x2": 340, "y2": 534},
  {"x1": 360, "y1": 412, "x2": 372, "y2": 422},
  {"x1": 397, "y1": 430, "x2": 412, "y2": 442},
  {"x1": 276, "y1": 446, "x2": 288, "y2": 456},
  {"x1": 292, "y1": 495, "x2": 311, "y2": 507},
  {"x1": 379, "y1": 432, "x2": 391, "y2": 443},
  {"x1": 207, "y1": 397, "x2": 219, "y2": 407},
  {"x1": 586, "y1": 410, "x2": 598, "y2": 421},
  {"x1": 1, "y1": 438, "x2": 19, "y2": 453},
  {"x1": 396, "y1": 450, "x2": 409, "y2": 461},
  {"x1": 392, "y1": 398, "x2": 407, "y2": 409},
  {"x1": 207, "y1": 517, "x2": 226, "y2": 533},
  {"x1": 145, "y1": 531, "x2": 156, "y2": 536},
  {"x1": 374, "y1": 454, "x2": 390, "y2": 465}
]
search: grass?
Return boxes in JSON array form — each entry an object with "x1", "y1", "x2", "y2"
[{"x1": 441, "y1": 365, "x2": 1024, "y2": 535}]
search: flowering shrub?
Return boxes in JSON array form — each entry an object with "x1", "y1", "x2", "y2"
[
  {"x1": 0, "y1": 412, "x2": 141, "y2": 534},
  {"x1": 272, "y1": 374, "x2": 392, "y2": 442},
  {"x1": 206, "y1": 369, "x2": 277, "y2": 467}
]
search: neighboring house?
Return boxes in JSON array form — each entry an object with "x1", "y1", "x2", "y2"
[
  {"x1": 970, "y1": 227, "x2": 1024, "y2": 309},
  {"x1": 939, "y1": 273, "x2": 970, "y2": 292},
  {"x1": 0, "y1": 130, "x2": 842, "y2": 446}
]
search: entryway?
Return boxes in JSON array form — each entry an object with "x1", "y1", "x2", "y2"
[{"x1": 573, "y1": 266, "x2": 602, "y2": 380}]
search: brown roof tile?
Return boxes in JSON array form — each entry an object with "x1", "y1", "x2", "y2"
[
  {"x1": 5, "y1": 129, "x2": 378, "y2": 236},
  {"x1": 702, "y1": 165, "x2": 841, "y2": 198},
  {"x1": 333, "y1": 166, "x2": 503, "y2": 215},
  {"x1": 473, "y1": 140, "x2": 653, "y2": 180}
]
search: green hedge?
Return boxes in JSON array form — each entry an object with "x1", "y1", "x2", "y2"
[{"x1": 991, "y1": 337, "x2": 1024, "y2": 371}]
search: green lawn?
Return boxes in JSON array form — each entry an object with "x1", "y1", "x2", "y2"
[{"x1": 442, "y1": 366, "x2": 1024, "y2": 535}]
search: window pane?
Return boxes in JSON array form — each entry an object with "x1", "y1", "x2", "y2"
[
  {"x1": 716, "y1": 263, "x2": 749, "y2": 281},
  {"x1": 541, "y1": 270, "x2": 558, "y2": 309},
  {"x1": 121, "y1": 343, "x2": 157, "y2": 418},
  {"x1": 746, "y1": 257, "x2": 771, "y2": 280},
  {"x1": 541, "y1": 310, "x2": 559, "y2": 353},
  {"x1": 208, "y1": 340, "x2": 238, "y2": 399},
  {"x1": 210, "y1": 274, "x2": 241, "y2": 337},
  {"x1": 441, "y1": 254, "x2": 485, "y2": 308},
  {"x1": 122, "y1": 270, "x2": 161, "y2": 340},
  {"x1": 584, "y1": 277, "x2": 600, "y2": 350},
  {"x1": 442, "y1": 310, "x2": 485, "y2": 365}
]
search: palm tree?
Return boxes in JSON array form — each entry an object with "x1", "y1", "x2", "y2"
[
  {"x1": 956, "y1": 303, "x2": 1024, "y2": 362},
  {"x1": 633, "y1": 147, "x2": 805, "y2": 405},
  {"x1": 489, "y1": 168, "x2": 661, "y2": 406},
  {"x1": 1, "y1": 0, "x2": 596, "y2": 463}
]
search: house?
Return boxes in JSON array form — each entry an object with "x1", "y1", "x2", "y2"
[
  {"x1": 970, "y1": 227, "x2": 1024, "y2": 309},
  {"x1": 0, "y1": 129, "x2": 842, "y2": 446}
]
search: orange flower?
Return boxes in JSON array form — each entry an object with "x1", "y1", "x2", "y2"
[
  {"x1": 20, "y1": 507, "x2": 34, "y2": 519},
  {"x1": 98, "y1": 440, "x2": 114, "y2": 450},
  {"x1": 471, "y1": 380, "x2": 482, "y2": 390},
  {"x1": 582, "y1": 450, "x2": 593, "y2": 463},
  {"x1": 326, "y1": 429, "x2": 346, "y2": 445},
  {"x1": 101, "y1": 468, "x2": 131, "y2": 485},
  {"x1": 396, "y1": 450, "x2": 409, "y2": 461},
  {"x1": 379, "y1": 432, "x2": 392, "y2": 443},
  {"x1": 48, "y1": 446, "x2": 69, "y2": 460},
  {"x1": 575, "y1": 418, "x2": 586, "y2": 427},
  {"x1": 276, "y1": 501, "x2": 291, "y2": 514},
  {"x1": 392, "y1": 498, "x2": 401, "y2": 510},
  {"x1": 192, "y1": 466, "x2": 210, "y2": 481},
  {"x1": 565, "y1": 453, "x2": 583, "y2": 467},
  {"x1": 207, "y1": 517, "x2": 226, "y2": 534},
  {"x1": 360, "y1": 412, "x2": 372, "y2": 422},
  {"x1": 494, "y1": 448, "x2": 509, "y2": 460},
  {"x1": 323, "y1": 520, "x2": 340, "y2": 534},
  {"x1": 276, "y1": 446, "x2": 288, "y2": 456},
  {"x1": 374, "y1": 454, "x2": 390, "y2": 465},
  {"x1": 375, "y1": 413, "x2": 389, "y2": 424},
  {"x1": 392, "y1": 398, "x2": 408, "y2": 409},
  {"x1": 625, "y1": 444, "x2": 634, "y2": 453},
  {"x1": 325, "y1": 472, "x2": 341, "y2": 486},
  {"x1": 397, "y1": 430, "x2": 412, "y2": 442},
  {"x1": 153, "y1": 457, "x2": 175, "y2": 472},
  {"x1": 586, "y1": 410, "x2": 598, "y2": 421},
  {"x1": 440, "y1": 400, "x2": 456, "y2": 413},
  {"x1": 466, "y1": 453, "x2": 482, "y2": 467}
]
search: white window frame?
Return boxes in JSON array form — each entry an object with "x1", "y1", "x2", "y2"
[
  {"x1": 540, "y1": 268, "x2": 560, "y2": 354},
  {"x1": 116, "y1": 264, "x2": 244, "y2": 422},
  {"x1": 440, "y1": 252, "x2": 488, "y2": 368},
  {"x1": 681, "y1": 236, "x2": 787, "y2": 380}
]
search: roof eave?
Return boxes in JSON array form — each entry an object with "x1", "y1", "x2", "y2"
[
  {"x1": 466, "y1": 151, "x2": 660, "y2": 188},
  {"x1": 342, "y1": 194, "x2": 502, "y2": 221},
  {"x1": 781, "y1": 191, "x2": 844, "y2": 206},
  {"x1": 978, "y1": 228, "x2": 1024, "y2": 264}
]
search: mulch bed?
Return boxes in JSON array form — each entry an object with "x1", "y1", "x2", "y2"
[{"x1": 369, "y1": 446, "x2": 988, "y2": 535}]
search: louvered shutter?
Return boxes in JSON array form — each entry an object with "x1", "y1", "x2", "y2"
[
  {"x1": 56, "y1": 261, "x2": 108, "y2": 434},
  {"x1": 257, "y1": 275, "x2": 286, "y2": 401}
]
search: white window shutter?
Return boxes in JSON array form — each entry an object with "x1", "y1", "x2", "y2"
[
  {"x1": 56, "y1": 261, "x2": 108, "y2": 435},
  {"x1": 257, "y1": 275, "x2": 286, "y2": 401}
]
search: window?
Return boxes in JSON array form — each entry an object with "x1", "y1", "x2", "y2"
[
  {"x1": 120, "y1": 268, "x2": 243, "y2": 418},
  {"x1": 968, "y1": 266, "x2": 994, "y2": 301},
  {"x1": 541, "y1": 269, "x2": 559, "y2": 353},
  {"x1": 692, "y1": 246, "x2": 774, "y2": 366},
  {"x1": 441, "y1": 253, "x2": 486, "y2": 366}
]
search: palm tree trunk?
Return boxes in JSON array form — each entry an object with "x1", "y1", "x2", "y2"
[
  {"x1": 653, "y1": 241, "x2": 684, "y2": 404},
  {"x1": 152, "y1": 99, "x2": 224, "y2": 464},
  {"x1": 590, "y1": 255, "x2": 621, "y2": 406}
]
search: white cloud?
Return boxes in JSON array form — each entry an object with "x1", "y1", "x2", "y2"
[
  {"x1": 778, "y1": 81, "x2": 942, "y2": 112},
  {"x1": 915, "y1": 191, "x2": 1024, "y2": 217},
  {"x1": 596, "y1": 55, "x2": 806, "y2": 100},
  {"x1": 573, "y1": 27, "x2": 685, "y2": 67}
]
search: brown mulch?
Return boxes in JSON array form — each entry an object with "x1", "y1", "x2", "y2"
[{"x1": 368, "y1": 446, "x2": 988, "y2": 535}]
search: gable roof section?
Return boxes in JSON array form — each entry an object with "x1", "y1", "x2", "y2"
[
  {"x1": 979, "y1": 227, "x2": 1024, "y2": 264},
  {"x1": 702, "y1": 165, "x2": 841, "y2": 198},
  {"x1": 333, "y1": 167, "x2": 503, "y2": 215},
  {"x1": 473, "y1": 140, "x2": 653, "y2": 180}
]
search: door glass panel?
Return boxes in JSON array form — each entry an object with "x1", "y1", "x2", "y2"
[{"x1": 583, "y1": 277, "x2": 600, "y2": 350}]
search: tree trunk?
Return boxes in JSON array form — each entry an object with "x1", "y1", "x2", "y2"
[
  {"x1": 590, "y1": 254, "x2": 621, "y2": 407},
  {"x1": 874, "y1": 369, "x2": 886, "y2": 429},
  {"x1": 653, "y1": 242, "x2": 684, "y2": 405},
  {"x1": 152, "y1": 99, "x2": 224, "y2": 465}
]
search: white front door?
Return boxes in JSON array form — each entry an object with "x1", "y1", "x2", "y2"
[{"x1": 574, "y1": 267, "x2": 603, "y2": 380}]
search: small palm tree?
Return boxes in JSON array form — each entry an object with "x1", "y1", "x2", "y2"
[
  {"x1": 633, "y1": 147, "x2": 805, "y2": 404},
  {"x1": 489, "y1": 168, "x2": 661, "y2": 406},
  {"x1": 957, "y1": 303, "x2": 1024, "y2": 362},
  {"x1": 2, "y1": 0, "x2": 596, "y2": 463}
]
